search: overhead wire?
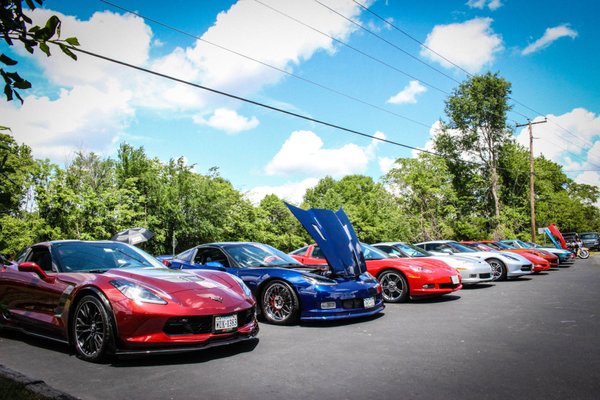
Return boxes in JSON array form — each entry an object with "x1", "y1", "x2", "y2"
[
  {"x1": 93, "y1": 1, "x2": 593, "y2": 178},
  {"x1": 252, "y1": 0, "x2": 451, "y2": 95},
  {"x1": 99, "y1": 0, "x2": 430, "y2": 129},
  {"x1": 349, "y1": 0, "x2": 598, "y2": 153}
]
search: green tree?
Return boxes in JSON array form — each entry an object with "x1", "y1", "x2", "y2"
[
  {"x1": 435, "y1": 72, "x2": 513, "y2": 238},
  {"x1": 383, "y1": 154, "x2": 457, "y2": 241},
  {"x1": 303, "y1": 175, "x2": 400, "y2": 243}
]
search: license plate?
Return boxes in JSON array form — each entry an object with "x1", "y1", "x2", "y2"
[
  {"x1": 214, "y1": 314, "x2": 238, "y2": 331},
  {"x1": 451, "y1": 275, "x2": 459, "y2": 284},
  {"x1": 364, "y1": 297, "x2": 375, "y2": 308}
]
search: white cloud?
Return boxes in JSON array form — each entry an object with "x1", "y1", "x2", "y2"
[
  {"x1": 378, "y1": 157, "x2": 396, "y2": 174},
  {"x1": 516, "y1": 108, "x2": 600, "y2": 162},
  {"x1": 193, "y1": 108, "x2": 259, "y2": 134},
  {"x1": 265, "y1": 130, "x2": 383, "y2": 177},
  {"x1": 1, "y1": 83, "x2": 134, "y2": 160},
  {"x1": 387, "y1": 80, "x2": 427, "y2": 104},
  {"x1": 421, "y1": 18, "x2": 503, "y2": 73},
  {"x1": 466, "y1": 0, "x2": 503, "y2": 10},
  {"x1": 246, "y1": 178, "x2": 320, "y2": 205},
  {"x1": 8, "y1": 2, "x2": 372, "y2": 162},
  {"x1": 521, "y1": 24, "x2": 578, "y2": 55}
]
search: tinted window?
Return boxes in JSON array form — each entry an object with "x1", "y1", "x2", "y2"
[
  {"x1": 28, "y1": 247, "x2": 54, "y2": 272},
  {"x1": 223, "y1": 243, "x2": 300, "y2": 268},
  {"x1": 311, "y1": 246, "x2": 325, "y2": 259},
  {"x1": 195, "y1": 248, "x2": 230, "y2": 267},
  {"x1": 52, "y1": 242, "x2": 165, "y2": 272}
]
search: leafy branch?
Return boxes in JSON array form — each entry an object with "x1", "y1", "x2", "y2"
[{"x1": 1, "y1": 0, "x2": 79, "y2": 103}]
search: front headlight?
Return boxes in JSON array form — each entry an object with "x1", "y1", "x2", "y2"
[
  {"x1": 110, "y1": 280, "x2": 167, "y2": 305},
  {"x1": 231, "y1": 275, "x2": 253, "y2": 298},
  {"x1": 408, "y1": 265, "x2": 434, "y2": 273}
]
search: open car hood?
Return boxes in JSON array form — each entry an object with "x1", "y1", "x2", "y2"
[
  {"x1": 287, "y1": 204, "x2": 367, "y2": 278},
  {"x1": 544, "y1": 226, "x2": 564, "y2": 249}
]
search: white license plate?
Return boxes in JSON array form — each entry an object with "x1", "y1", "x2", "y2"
[
  {"x1": 215, "y1": 314, "x2": 238, "y2": 331},
  {"x1": 364, "y1": 297, "x2": 375, "y2": 308},
  {"x1": 451, "y1": 275, "x2": 460, "y2": 284}
]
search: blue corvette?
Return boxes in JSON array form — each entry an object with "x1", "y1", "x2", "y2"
[{"x1": 166, "y1": 205, "x2": 384, "y2": 325}]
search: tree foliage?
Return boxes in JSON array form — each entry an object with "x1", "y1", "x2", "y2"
[{"x1": 1, "y1": 0, "x2": 79, "y2": 103}]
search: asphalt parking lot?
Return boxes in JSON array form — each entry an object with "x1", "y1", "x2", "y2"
[{"x1": 1, "y1": 256, "x2": 599, "y2": 400}]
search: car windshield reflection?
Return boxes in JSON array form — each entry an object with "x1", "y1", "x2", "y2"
[{"x1": 53, "y1": 242, "x2": 166, "y2": 272}]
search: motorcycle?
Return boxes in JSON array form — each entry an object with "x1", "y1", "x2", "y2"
[{"x1": 568, "y1": 241, "x2": 590, "y2": 259}]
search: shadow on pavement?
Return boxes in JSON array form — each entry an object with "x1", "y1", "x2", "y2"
[
  {"x1": 299, "y1": 312, "x2": 385, "y2": 328},
  {"x1": 461, "y1": 283, "x2": 496, "y2": 290},
  {"x1": 111, "y1": 338, "x2": 260, "y2": 367},
  {"x1": 408, "y1": 294, "x2": 461, "y2": 304}
]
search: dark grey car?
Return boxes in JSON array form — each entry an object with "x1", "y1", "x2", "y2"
[{"x1": 580, "y1": 232, "x2": 599, "y2": 251}]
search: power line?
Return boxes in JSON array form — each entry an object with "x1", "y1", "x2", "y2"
[
  {"x1": 252, "y1": 0, "x2": 451, "y2": 95},
  {"x1": 70, "y1": 44, "x2": 535, "y2": 177},
  {"x1": 313, "y1": 0, "x2": 461, "y2": 85},
  {"x1": 69, "y1": 45, "x2": 440, "y2": 156},
  {"x1": 99, "y1": 0, "x2": 430, "y2": 129},
  {"x1": 351, "y1": 0, "x2": 597, "y2": 152}
]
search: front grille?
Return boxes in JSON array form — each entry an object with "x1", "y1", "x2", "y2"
[
  {"x1": 238, "y1": 306, "x2": 256, "y2": 326},
  {"x1": 479, "y1": 273, "x2": 491, "y2": 279},
  {"x1": 163, "y1": 306, "x2": 255, "y2": 336},
  {"x1": 439, "y1": 283, "x2": 460, "y2": 289},
  {"x1": 164, "y1": 316, "x2": 212, "y2": 335},
  {"x1": 342, "y1": 298, "x2": 364, "y2": 309},
  {"x1": 521, "y1": 264, "x2": 532, "y2": 271}
]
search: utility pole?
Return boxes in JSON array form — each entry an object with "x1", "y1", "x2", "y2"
[{"x1": 516, "y1": 118, "x2": 547, "y2": 242}]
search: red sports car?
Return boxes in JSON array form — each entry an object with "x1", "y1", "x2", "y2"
[
  {"x1": 461, "y1": 241, "x2": 553, "y2": 272},
  {"x1": 0, "y1": 240, "x2": 259, "y2": 362},
  {"x1": 290, "y1": 243, "x2": 461, "y2": 303}
]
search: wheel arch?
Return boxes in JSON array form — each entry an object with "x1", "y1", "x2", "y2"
[
  {"x1": 67, "y1": 286, "x2": 119, "y2": 347},
  {"x1": 256, "y1": 277, "x2": 302, "y2": 314}
]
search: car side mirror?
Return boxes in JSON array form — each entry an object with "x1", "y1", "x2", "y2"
[
  {"x1": 440, "y1": 249, "x2": 454, "y2": 254},
  {"x1": 204, "y1": 261, "x2": 226, "y2": 271},
  {"x1": 18, "y1": 262, "x2": 55, "y2": 283},
  {"x1": 387, "y1": 254, "x2": 400, "y2": 259}
]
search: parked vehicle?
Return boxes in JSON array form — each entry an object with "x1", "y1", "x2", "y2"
[
  {"x1": 371, "y1": 241, "x2": 493, "y2": 285},
  {"x1": 0, "y1": 241, "x2": 259, "y2": 362},
  {"x1": 579, "y1": 232, "x2": 599, "y2": 251},
  {"x1": 463, "y1": 241, "x2": 554, "y2": 272},
  {"x1": 415, "y1": 240, "x2": 533, "y2": 281},
  {"x1": 502, "y1": 240, "x2": 574, "y2": 265},
  {"x1": 290, "y1": 242, "x2": 461, "y2": 303},
  {"x1": 167, "y1": 206, "x2": 384, "y2": 325}
]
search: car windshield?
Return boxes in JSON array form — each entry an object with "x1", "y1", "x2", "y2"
[
  {"x1": 492, "y1": 241, "x2": 513, "y2": 249},
  {"x1": 361, "y1": 243, "x2": 390, "y2": 260},
  {"x1": 393, "y1": 242, "x2": 430, "y2": 257},
  {"x1": 223, "y1": 243, "x2": 301, "y2": 268},
  {"x1": 447, "y1": 242, "x2": 477, "y2": 253},
  {"x1": 52, "y1": 242, "x2": 166, "y2": 272},
  {"x1": 581, "y1": 233, "x2": 598, "y2": 240}
]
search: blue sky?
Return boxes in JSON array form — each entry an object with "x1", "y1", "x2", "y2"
[{"x1": 3, "y1": 0, "x2": 599, "y2": 203}]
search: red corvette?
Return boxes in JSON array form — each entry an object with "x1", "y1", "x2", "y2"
[
  {"x1": 461, "y1": 241, "x2": 553, "y2": 272},
  {"x1": 0, "y1": 240, "x2": 259, "y2": 362},
  {"x1": 290, "y1": 243, "x2": 461, "y2": 303}
]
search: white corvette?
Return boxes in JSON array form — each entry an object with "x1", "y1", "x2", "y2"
[
  {"x1": 415, "y1": 240, "x2": 533, "y2": 281},
  {"x1": 372, "y1": 242, "x2": 493, "y2": 285}
]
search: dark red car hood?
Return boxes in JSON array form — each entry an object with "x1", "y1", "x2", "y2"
[{"x1": 59, "y1": 267, "x2": 236, "y2": 295}]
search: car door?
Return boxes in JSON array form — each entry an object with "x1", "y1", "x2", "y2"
[{"x1": 0, "y1": 245, "x2": 70, "y2": 337}]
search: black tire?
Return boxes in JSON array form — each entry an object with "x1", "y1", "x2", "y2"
[
  {"x1": 487, "y1": 258, "x2": 507, "y2": 281},
  {"x1": 261, "y1": 280, "x2": 300, "y2": 325},
  {"x1": 71, "y1": 295, "x2": 115, "y2": 362},
  {"x1": 378, "y1": 270, "x2": 409, "y2": 303}
]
